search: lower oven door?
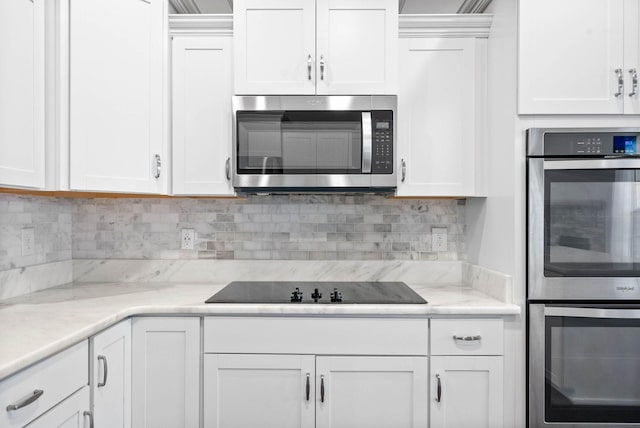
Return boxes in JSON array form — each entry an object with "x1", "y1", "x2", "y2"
[{"x1": 529, "y1": 304, "x2": 640, "y2": 427}]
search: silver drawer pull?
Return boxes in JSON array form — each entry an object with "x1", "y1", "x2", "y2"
[
  {"x1": 452, "y1": 335, "x2": 482, "y2": 342},
  {"x1": 615, "y1": 68, "x2": 624, "y2": 97},
  {"x1": 6, "y1": 389, "x2": 44, "y2": 411},
  {"x1": 84, "y1": 410, "x2": 94, "y2": 428},
  {"x1": 98, "y1": 354, "x2": 108, "y2": 387}
]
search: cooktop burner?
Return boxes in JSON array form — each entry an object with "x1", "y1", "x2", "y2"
[{"x1": 205, "y1": 281, "x2": 427, "y2": 304}]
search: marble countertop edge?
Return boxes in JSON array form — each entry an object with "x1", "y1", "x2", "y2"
[{"x1": 0, "y1": 282, "x2": 520, "y2": 382}]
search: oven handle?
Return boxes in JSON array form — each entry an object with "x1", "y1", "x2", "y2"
[
  {"x1": 543, "y1": 158, "x2": 640, "y2": 170},
  {"x1": 361, "y1": 112, "x2": 372, "y2": 174},
  {"x1": 545, "y1": 306, "x2": 640, "y2": 319}
]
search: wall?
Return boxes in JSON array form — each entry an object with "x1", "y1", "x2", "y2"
[
  {"x1": 72, "y1": 195, "x2": 465, "y2": 261},
  {"x1": 464, "y1": 0, "x2": 523, "y2": 426}
]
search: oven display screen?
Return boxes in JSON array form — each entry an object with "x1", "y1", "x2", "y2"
[
  {"x1": 376, "y1": 122, "x2": 390, "y2": 129},
  {"x1": 613, "y1": 135, "x2": 637, "y2": 154}
]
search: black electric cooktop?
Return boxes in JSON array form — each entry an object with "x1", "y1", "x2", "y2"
[{"x1": 205, "y1": 281, "x2": 427, "y2": 304}]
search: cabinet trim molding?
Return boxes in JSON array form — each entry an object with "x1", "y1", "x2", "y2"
[
  {"x1": 169, "y1": 14, "x2": 232, "y2": 36},
  {"x1": 399, "y1": 14, "x2": 492, "y2": 38}
]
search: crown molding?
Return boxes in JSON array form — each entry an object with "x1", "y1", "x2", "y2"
[
  {"x1": 169, "y1": 14, "x2": 233, "y2": 36},
  {"x1": 399, "y1": 14, "x2": 493, "y2": 38}
]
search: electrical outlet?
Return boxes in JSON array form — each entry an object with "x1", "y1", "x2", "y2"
[
  {"x1": 181, "y1": 229, "x2": 195, "y2": 250},
  {"x1": 22, "y1": 228, "x2": 35, "y2": 256},
  {"x1": 431, "y1": 227, "x2": 448, "y2": 252}
]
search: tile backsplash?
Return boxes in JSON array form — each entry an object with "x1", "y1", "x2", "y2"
[
  {"x1": 72, "y1": 195, "x2": 466, "y2": 261},
  {"x1": 0, "y1": 195, "x2": 72, "y2": 271},
  {"x1": 0, "y1": 194, "x2": 466, "y2": 271}
]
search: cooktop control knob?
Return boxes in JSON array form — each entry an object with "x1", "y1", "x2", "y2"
[
  {"x1": 330, "y1": 288, "x2": 343, "y2": 303},
  {"x1": 290, "y1": 287, "x2": 303, "y2": 303},
  {"x1": 311, "y1": 288, "x2": 322, "y2": 302}
]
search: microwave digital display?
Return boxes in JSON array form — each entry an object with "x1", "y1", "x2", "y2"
[
  {"x1": 613, "y1": 135, "x2": 637, "y2": 154},
  {"x1": 376, "y1": 122, "x2": 390, "y2": 129}
]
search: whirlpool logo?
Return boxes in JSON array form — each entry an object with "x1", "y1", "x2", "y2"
[{"x1": 616, "y1": 286, "x2": 636, "y2": 292}]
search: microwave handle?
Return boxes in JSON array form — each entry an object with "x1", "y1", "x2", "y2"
[{"x1": 362, "y1": 112, "x2": 372, "y2": 173}]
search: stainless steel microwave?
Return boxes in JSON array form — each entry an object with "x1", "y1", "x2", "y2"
[{"x1": 232, "y1": 95, "x2": 397, "y2": 193}]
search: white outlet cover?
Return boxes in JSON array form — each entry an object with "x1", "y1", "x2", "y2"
[
  {"x1": 431, "y1": 227, "x2": 448, "y2": 252},
  {"x1": 22, "y1": 228, "x2": 35, "y2": 256},
  {"x1": 181, "y1": 229, "x2": 195, "y2": 250}
]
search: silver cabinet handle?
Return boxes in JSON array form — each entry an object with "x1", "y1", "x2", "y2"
[
  {"x1": 305, "y1": 373, "x2": 310, "y2": 401},
  {"x1": 307, "y1": 54, "x2": 312, "y2": 81},
  {"x1": 615, "y1": 68, "x2": 624, "y2": 97},
  {"x1": 453, "y1": 335, "x2": 482, "y2": 342},
  {"x1": 401, "y1": 159, "x2": 406, "y2": 182},
  {"x1": 84, "y1": 410, "x2": 94, "y2": 428},
  {"x1": 97, "y1": 355, "x2": 108, "y2": 387},
  {"x1": 320, "y1": 55, "x2": 325, "y2": 81},
  {"x1": 6, "y1": 389, "x2": 44, "y2": 411},
  {"x1": 435, "y1": 374, "x2": 442, "y2": 402},
  {"x1": 225, "y1": 157, "x2": 231, "y2": 181},
  {"x1": 154, "y1": 154, "x2": 161, "y2": 179},
  {"x1": 361, "y1": 112, "x2": 372, "y2": 173},
  {"x1": 629, "y1": 68, "x2": 638, "y2": 97}
]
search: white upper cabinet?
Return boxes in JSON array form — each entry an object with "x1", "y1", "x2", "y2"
[
  {"x1": 397, "y1": 17, "x2": 489, "y2": 197},
  {"x1": 69, "y1": 0, "x2": 166, "y2": 193},
  {"x1": 315, "y1": 0, "x2": 398, "y2": 95},
  {"x1": 234, "y1": 0, "x2": 316, "y2": 95},
  {"x1": 519, "y1": 0, "x2": 640, "y2": 114},
  {"x1": 0, "y1": 0, "x2": 45, "y2": 189},
  {"x1": 171, "y1": 18, "x2": 234, "y2": 195},
  {"x1": 234, "y1": 0, "x2": 397, "y2": 95}
]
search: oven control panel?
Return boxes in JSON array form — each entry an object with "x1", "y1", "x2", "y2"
[
  {"x1": 371, "y1": 111, "x2": 393, "y2": 174},
  {"x1": 543, "y1": 132, "x2": 640, "y2": 156}
]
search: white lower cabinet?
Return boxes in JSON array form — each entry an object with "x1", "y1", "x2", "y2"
[
  {"x1": 316, "y1": 356, "x2": 428, "y2": 428},
  {"x1": 91, "y1": 319, "x2": 131, "y2": 428},
  {"x1": 24, "y1": 386, "x2": 90, "y2": 428},
  {"x1": 203, "y1": 316, "x2": 429, "y2": 428},
  {"x1": 204, "y1": 354, "x2": 428, "y2": 428},
  {"x1": 131, "y1": 317, "x2": 200, "y2": 428},
  {"x1": 0, "y1": 341, "x2": 89, "y2": 428},
  {"x1": 430, "y1": 318, "x2": 504, "y2": 428},
  {"x1": 204, "y1": 354, "x2": 316, "y2": 428},
  {"x1": 430, "y1": 356, "x2": 503, "y2": 428}
]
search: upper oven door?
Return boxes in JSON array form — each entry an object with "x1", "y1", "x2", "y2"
[{"x1": 529, "y1": 158, "x2": 640, "y2": 300}]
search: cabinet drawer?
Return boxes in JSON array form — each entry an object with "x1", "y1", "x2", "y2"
[
  {"x1": 430, "y1": 318, "x2": 503, "y2": 356},
  {"x1": 204, "y1": 317, "x2": 429, "y2": 356},
  {"x1": 0, "y1": 341, "x2": 89, "y2": 427}
]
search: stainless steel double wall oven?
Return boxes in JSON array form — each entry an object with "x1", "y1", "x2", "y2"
[{"x1": 527, "y1": 128, "x2": 640, "y2": 427}]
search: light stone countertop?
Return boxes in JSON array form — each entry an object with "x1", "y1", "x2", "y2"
[{"x1": 0, "y1": 281, "x2": 520, "y2": 381}]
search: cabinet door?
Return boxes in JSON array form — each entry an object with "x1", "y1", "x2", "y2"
[
  {"x1": 519, "y1": 0, "x2": 625, "y2": 114},
  {"x1": 25, "y1": 386, "x2": 90, "y2": 428},
  {"x1": 69, "y1": 0, "x2": 165, "y2": 193},
  {"x1": 234, "y1": 0, "x2": 316, "y2": 95},
  {"x1": 203, "y1": 354, "x2": 315, "y2": 428},
  {"x1": 315, "y1": 0, "x2": 397, "y2": 95},
  {"x1": 91, "y1": 319, "x2": 131, "y2": 428},
  {"x1": 131, "y1": 317, "x2": 200, "y2": 428},
  {"x1": 430, "y1": 356, "x2": 503, "y2": 428},
  {"x1": 624, "y1": 0, "x2": 640, "y2": 114},
  {"x1": 397, "y1": 38, "x2": 480, "y2": 197},
  {"x1": 0, "y1": 0, "x2": 45, "y2": 189},
  {"x1": 172, "y1": 36, "x2": 234, "y2": 195},
  {"x1": 316, "y1": 356, "x2": 428, "y2": 428}
]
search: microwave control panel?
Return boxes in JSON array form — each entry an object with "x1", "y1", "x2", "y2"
[{"x1": 371, "y1": 111, "x2": 394, "y2": 174}]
